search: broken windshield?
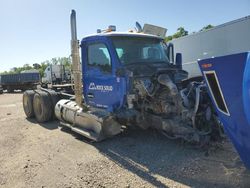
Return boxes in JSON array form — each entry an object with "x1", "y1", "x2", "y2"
[{"x1": 110, "y1": 36, "x2": 169, "y2": 65}]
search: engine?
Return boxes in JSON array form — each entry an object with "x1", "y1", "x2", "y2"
[
  {"x1": 127, "y1": 70, "x2": 222, "y2": 144},
  {"x1": 133, "y1": 74, "x2": 182, "y2": 116}
]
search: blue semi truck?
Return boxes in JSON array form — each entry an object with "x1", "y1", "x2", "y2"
[
  {"x1": 22, "y1": 10, "x2": 222, "y2": 144},
  {"x1": 0, "y1": 72, "x2": 40, "y2": 93},
  {"x1": 22, "y1": 10, "x2": 250, "y2": 169}
]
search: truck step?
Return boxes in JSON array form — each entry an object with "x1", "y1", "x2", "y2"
[{"x1": 60, "y1": 121, "x2": 99, "y2": 141}]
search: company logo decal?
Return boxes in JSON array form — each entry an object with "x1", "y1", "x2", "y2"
[{"x1": 89, "y1": 82, "x2": 113, "y2": 92}]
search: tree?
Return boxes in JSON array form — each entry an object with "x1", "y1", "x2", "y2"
[
  {"x1": 200, "y1": 24, "x2": 214, "y2": 31},
  {"x1": 165, "y1": 27, "x2": 188, "y2": 42},
  {"x1": 165, "y1": 24, "x2": 214, "y2": 42},
  {"x1": 1, "y1": 57, "x2": 71, "y2": 77},
  {"x1": 39, "y1": 60, "x2": 50, "y2": 77},
  {"x1": 174, "y1": 27, "x2": 189, "y2": 38},
  {"x1": 165, "y1": 36, "x2": 173, "y2": 42},
  {"x1": 33, "y1": 63, "x2": 41, "y2": 69}
]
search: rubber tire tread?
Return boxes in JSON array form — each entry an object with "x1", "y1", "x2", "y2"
[
  {"x1": 23, "y1": 90, "x2": 35, "y2": 118},
  {"x1": 47, "y1": 90, "x2": 60, "y2": 119},
  {"x1": 33, "y1": 91, "x2": 53, "y2": 122}
]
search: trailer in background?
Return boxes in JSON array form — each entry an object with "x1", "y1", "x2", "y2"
[
  {"x1": 42, "y1": 64, "x2": 71, "y2": 86},
  {"x1": 169, "y1": 15, "x2": 250, "y2": 78},
  {"x1": 0, "y1": 72, "x2": 40, "y2": 92}
]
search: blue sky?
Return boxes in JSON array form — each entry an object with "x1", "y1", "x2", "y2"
[{"x1": 0, "y1": 0, "x2": 249, "y2": 72}]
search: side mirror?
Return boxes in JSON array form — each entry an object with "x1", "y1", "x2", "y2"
[
  {"x1": 167, "y1": 43, "x2": 174, "y2": 64},
  {"x1": 175, "y1": 53, "x2": 182, "y2": 69}
]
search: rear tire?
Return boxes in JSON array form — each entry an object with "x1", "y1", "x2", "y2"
[
  {"x1": 7, "y1": 86, "x2": 13, "y2": 93},
  {"x1": 33, "y1": 91, "x2": 53, "y2": 122},
  {"x1": 23, "y1": 90, "x2": 35, "y2": 118},
  {"x1": 48, "y1": 90, "x2": 60, "y2": 119}
]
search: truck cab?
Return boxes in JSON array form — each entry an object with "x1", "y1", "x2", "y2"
[
  {"x1": 42, "y1": 64, "x2": 70, "y2": 85},
  {"x1": 80, "y1": 32, "x2": 181, "y2": 111}
]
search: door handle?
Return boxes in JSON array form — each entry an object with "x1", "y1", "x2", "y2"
[{"x1": 87, "y1": 93, "x2": 94, "y2": 98}]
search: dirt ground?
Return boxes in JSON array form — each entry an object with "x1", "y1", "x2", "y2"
[{"x1": 0, "y1": 93, "x2": 250, "y2": 188}]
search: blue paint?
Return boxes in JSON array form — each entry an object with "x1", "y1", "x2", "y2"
[
  {"x1": 81, "y1": 35, "x2": 127, "y2": 112},
  {"x1": 198, "y1": 52, "x2": 250, "y2": 169},
  {"x1": 243, "y1": 53, "x2": 250, "y2": 125}
]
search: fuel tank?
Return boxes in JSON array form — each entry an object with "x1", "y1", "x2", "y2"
[
  {"x1": 198, "y1": 52, "x2": 250, "y2": 169},
  {"x1": 54, "y1": 99, "x2": 121, "y2": 141}
]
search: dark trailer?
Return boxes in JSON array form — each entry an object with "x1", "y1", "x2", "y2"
[{"x1": 0, "y1": 72, "x2": 40, "y2": 92}]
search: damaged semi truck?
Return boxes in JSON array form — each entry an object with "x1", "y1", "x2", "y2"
[{"x1": 23, "y1": 10, "x2": 222, "y2": 145}]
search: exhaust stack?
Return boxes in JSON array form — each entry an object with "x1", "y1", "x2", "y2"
[{"x1": 70, "y1": 9, "x2": 83, "y2": 107}]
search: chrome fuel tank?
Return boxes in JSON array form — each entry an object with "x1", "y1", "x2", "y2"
[{"x1": 55, "y1": 99, "x2": 121, "y2": 141}]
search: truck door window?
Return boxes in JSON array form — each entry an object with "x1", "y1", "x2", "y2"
[
  {"x1": 115, "y1": 48, "x2": 124, "y2": 58},
  {"x1": 87, "y1": 43, "x2": 112, "y2": 73}
]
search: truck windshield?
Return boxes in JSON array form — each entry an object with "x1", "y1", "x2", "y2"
[{"x1": 110, "y1": 36, "x2": 169, "y2": 65}]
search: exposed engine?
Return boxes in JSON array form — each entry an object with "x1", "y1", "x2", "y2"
[
  {"x1": 124, "y1": 64, "x2": 222, "y2": 144},
  {"x1": 133, "y1": 74, "x2": 182, "y2": 116}
]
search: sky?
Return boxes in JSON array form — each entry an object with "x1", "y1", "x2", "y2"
[{"x1": 0, "y1": 0, "x2": 249, "y2": 72}]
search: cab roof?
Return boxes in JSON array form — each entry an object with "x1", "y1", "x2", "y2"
[{"x1": 81, "y1": 32, "x2": 164, "y2": 41}]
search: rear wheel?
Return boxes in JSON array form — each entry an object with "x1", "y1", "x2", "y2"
[
  {"x1": 48, "y1": 90, "x2": 60, "y2": 119},
  {"x1": 23, "y1": 90, "x2": 35, "y2": 118},
  {"x1": 33, "y1": 91, "x2": 53, "y2": 122},
  {"x1": 7, "y1": 86, "x2": 13, "y2": 93}
]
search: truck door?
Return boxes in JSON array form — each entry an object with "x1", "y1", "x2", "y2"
[{"x1": 82, "y1": 39, "x2": 126, "y2": 111}]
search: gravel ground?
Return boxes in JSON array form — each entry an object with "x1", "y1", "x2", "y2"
[{"x1": 0, "y1": 93, "x2": 250, "y2": 188}]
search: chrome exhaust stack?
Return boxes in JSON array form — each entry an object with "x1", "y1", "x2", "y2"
[
  {"x1": 54, "y1": 10, "x2": 122, "y2": 141},
  {"x1": 70, "y1": 9, "x2": 83, "y2": 107}
]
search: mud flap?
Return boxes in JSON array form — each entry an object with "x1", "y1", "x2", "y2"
[{"x1": 199, "y1": 52, "x2": 250, "y2": 169}]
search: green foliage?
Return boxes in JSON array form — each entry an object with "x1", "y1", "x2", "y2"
[
  {"x1": 200, "y1": 24, "x2": 214, "y2": 31},
  {"x1": 173, "y1": 27, "x2": 189, "y2": 38},
  {"x1": 39, "y1": 60, "x2": 50, "y2": 77},
  {"x1": 165, "y1": 24, "x2": 214, "y2": 42},
  {"x1": 165, "y1": 36, "x2": 173, "y2": 42},
  {"x1": 165, "y1": 27, "x2": 189, "y2": 42},
  {"x1": 1, "y1": 57, "x2": 72, "y2": 77}
]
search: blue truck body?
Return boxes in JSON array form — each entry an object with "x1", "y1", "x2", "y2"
[
  {"x1": 198, "y1": 52, "x2": 250, "y2": 169},
  {"x1": 22, "y1": 10, "x2": 250, "y2": 171},
  {"x1": 81, "y1": 35, "x2": 134, "y2": 112},
  {"x1": 75, "y1": 30, "x2": 250, "y2": 169}
]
